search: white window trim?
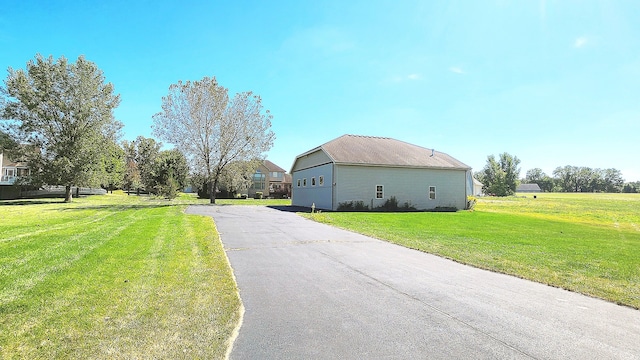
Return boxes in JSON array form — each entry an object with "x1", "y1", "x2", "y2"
[
  {"x1": 303, "y1": 178, "x2": 307, "y2": 187},
  {"x1": 319, "y1": 175, "x2": 324, "y2": 186},
  {"x1": 297, "y1": 179, "x2": 301, "y2": 187},
  {"x1": 311, "y1": 177, "x2": 316, "y2": 186},
  {"x1": 429, "y1": 186, "x2": 436, "y2": 200},
  {"x1": 375, "y1": 185, "x2": 384, "y2": 199}
]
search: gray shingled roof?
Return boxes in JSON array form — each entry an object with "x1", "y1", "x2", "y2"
[
  {"x1": 316, "y1": 134, "x2": 470, "y2": 170},
  {"x1": 517, "y1": 183, "x2": 542, "y2": 192},
  {"x1": 264, "y1": 159, "x2": 286, "y2": 173}
]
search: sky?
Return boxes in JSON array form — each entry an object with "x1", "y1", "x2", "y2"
[{"x1": 2, "y1": 0, "x2": 639, "y2": 181}]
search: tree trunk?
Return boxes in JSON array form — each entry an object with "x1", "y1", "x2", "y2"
[
  {"x1": 209, "y1": 180, "x2": 216, "y2": 204},
  {"x1": 64, "y1": 185, "x2": 72, "y2": 203}
]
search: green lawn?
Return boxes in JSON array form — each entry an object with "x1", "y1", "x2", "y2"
[
  {"x1": 305, "y1": 193, "x2": 640, "y2": 309},
  {"x1": 0, "y1": 192, "x2": 241, "y2": 359}
]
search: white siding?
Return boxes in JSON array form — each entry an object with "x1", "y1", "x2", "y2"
[
  {"x1": 292, "y1": 163, "x2": 333, "y2": 210},
  {"x1": 334, "y1": 165, "x2": 467, "y2": 210},
  {"x1": 291, "y1": 149, "x2": 332, "y2": 172}
]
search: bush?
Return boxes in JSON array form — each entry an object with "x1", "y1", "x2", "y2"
[
  {"x1": 374, "y1": 196, "x2": 416, "y2": 212},
  {"x1": 337, "y1": 200, "x2": 369, "y2": 211},
  {"x1": 254, "y1": 192, "x2": 263, "y2": 199},
  {"x1": 156, "y1": 176, "x2": 179, "y2": 199},
  {"x1": 467, "y1": 196, "x2": 477, "y2": 210}
]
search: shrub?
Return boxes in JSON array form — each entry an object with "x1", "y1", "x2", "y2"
[
  {"x1": 337, "y1": 200, "x2": 369, "y2": 211},
  {"x1": 254, "y1": 191, "x2": 263, "y2": 199},
  {"x1": 374, "y1": 196, "x2": 416, "y2": 212},
  {"x1": 467, "y1": 196, "x2": 477, "y2": 210}
]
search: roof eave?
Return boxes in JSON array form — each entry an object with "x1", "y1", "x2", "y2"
[{"x1": 334, "y1": 161, "x2": 471, "y2": 171}]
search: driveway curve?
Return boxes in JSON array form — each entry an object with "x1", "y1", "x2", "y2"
[{"x1": 186, "y1": 205, "x2": 640, "y2": 359}]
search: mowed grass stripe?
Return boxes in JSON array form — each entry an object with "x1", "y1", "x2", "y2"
[
  {"x1": 0, "y1": 205, "x2": 165, "y2": 357},
  {"x1": 0, "y1": 208, "x2": 145, "y2": 304},
  {"x1": 306, "y1": 194, "x2": 640, "y2": 308},
  {"x1": 0, "y1": 194, "x2": 240, "y2": 359}
]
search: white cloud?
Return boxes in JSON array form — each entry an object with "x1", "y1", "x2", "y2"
[
  {"x1": 407, "y1": 73, "x2": 421, "y2": 80},
  {"x1": 449, "y1": 66, "x2": 464, "y2": 74},
  {"x1": 574, "y1": 36, "x2": 588, "y2": 48}
]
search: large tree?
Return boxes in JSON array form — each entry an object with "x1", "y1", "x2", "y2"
[
  {"x1": 152, "y1": 77, "x2": 275, "y2": 203},
  {"x1": 479, "y1": 152, "x2": 521, "y2": 196},
  {"x1": 1, "y1": 54, "x2": 121, "y2": 202}
]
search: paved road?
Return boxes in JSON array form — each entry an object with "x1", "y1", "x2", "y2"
[{"x1": 186, "y1": 205, "x2": 640, "y2": 359}]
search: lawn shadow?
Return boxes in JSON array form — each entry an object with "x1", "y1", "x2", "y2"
[
  {"x1": 0, "y1": 199, "x2": 67, "y2": 206},
  {"x1": 60, "y1": 203, "x2": 176, "y2": 212},
  {"x1": 267, "y1": 205, "x2": 313, "y2": 213}
]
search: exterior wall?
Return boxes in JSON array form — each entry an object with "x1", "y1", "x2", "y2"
[
  {"x1": 248, "y1": 164, "x2": 269, "y2": 197},
  {"x1": 291, "y1": 163, "x2": 333, "y2": 210},
  {"x1": 334, "y1": 165, "x2": 467, "y2": 211},
  {"x1": 291, "y1": 150, "x2": 332, "y2": 173}
]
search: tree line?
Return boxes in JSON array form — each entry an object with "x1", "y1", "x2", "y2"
[
  {"x1": 475, "y1": 152, "x2": 639, "y2": 195},
  {"x1": 525, "y1": 166, "x2": 636, "y2": 193},
  {"x1": 1, "y1": 54, "x2": 274, "y2": 202}
]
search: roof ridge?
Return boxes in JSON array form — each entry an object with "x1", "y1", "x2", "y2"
[{"x1": 344, "y1": 134, "x2": 392, "y2": 140}]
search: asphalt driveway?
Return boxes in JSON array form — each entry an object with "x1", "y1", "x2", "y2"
[{"x1": 186, "y1": 205, "x2": 640, "y2": 359}]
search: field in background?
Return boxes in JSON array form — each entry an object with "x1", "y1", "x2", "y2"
[
  {"x1": 0, "y1": 192, "x2": 241, "y2": 359},
  {"x1": 306, "y1": 193, "x2": 640, "y2": 309}
]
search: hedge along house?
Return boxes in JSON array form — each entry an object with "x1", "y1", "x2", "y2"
[{"x1": 291, "y1": 134, "x2": 472, "y2": 211}]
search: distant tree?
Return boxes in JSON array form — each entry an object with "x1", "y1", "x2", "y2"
[
  {"x1": 479, "y1": 153, "x2": 520, "y2": 196},
  {"x1": 122, "y1": 140, "x2": 142, "y2": 193},
  {"x1": 1, "y1": 54, "x2": 121, "y2": 202},
  {"x1": 525, "y1": 168, "x2": 545, "y2": 183},
  {"x1": 524, "y1": 168, "x2": 554, "y2": 192},
  {"x1": 99, "y1": 140, "x2": 125, "y2": 192},
  {"x1": 218, "y1": 159, "x2": 261, "y2": 197},
  {"x1": 623, "y1": 181, "x2": 640, "y2": 193},
  {"x1": 134, "y1": 136, "x2": 162, "y2": 193},
  {"x1": 552, "y1": 165, "x2": 577, "y2": 192},
  {"x1": 152, "y1": 76, "x2": 275, "y2": 203},
  {"x1": 149, "y1": 149, "x2": 188, "y2": 199},
  {"x1": 602, "y1": 168, "x2": 624, "y2": 193},
  {"x1": 552, "y1": 165, "x2": 624, "y2": 193}
]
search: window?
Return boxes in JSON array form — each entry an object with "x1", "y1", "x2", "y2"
[
  {"x1": 297, "y1": 179, "x2": 301, "y2": 187},
  {"x1": 311, "y1": 177, "x2": 316, "y2": 186},
  {"x1": 376, "y1": 185, "x2": 384, "y2": 199},
  {"x1": 251, "y1": 170, "x2": 265, "y2": 190},
  {"x1": 429, "y1": 186, "x2": 436, "y2": 200},
  {"x1": 319, "y1": 175, "x2": 324, "y2": 186},
  {"x1": 271, "y1": 172, "x2": 282, "y2": 178},
  {"x1": 303, "y1": 178, "x2": 307, "y2": 187}
]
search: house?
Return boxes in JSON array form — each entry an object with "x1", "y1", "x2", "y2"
[
  {"x1": 472, "y1": 177, "x2": 484, "y2": 196},
  {"x1": 248, "y1": 160, "x2": 292, "y2": 198},
  {"x1": 1, "y1": 150, "x2": 30, "y2": 200},
  {"x1": 0, "y1": 150, "x2": 30, "y2": 185},
  {"x1": 517, "y1": 183, "x2": 542, "y2": 193},
  {"x1": 290, "y1": 134, "x2": 472, "y2": 211}
]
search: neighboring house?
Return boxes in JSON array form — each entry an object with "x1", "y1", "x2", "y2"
[
  {"x1": 517, "y1": 183, "x2": 542, "y2": 193},
  {"x1": 472, "y1": 177, "x2": 484, "y2": 196},
  {"x1": 290, "y1": 134, "x2": 472, "y2": 211},
  {"x1": 0, "y1": 150, "x2": 30, "y2": 185},
  {"x1": 249, "y1": 160, "x2": 292, "y2": 198}
]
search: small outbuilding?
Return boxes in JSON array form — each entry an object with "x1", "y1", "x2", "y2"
[
  {"x1": 290, "y1": 134, "x2": 472, "y2": 211},
  {"x1": 517, "y1": 183, "x2": 542, "y2": 193},
  {"x1": 472, "y1": 177, "x2": 484, "y2": 196}
]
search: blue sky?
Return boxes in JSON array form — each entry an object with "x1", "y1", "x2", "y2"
[{"x1": 2, "y1": 1, "x2": 639, "y2": 181}]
